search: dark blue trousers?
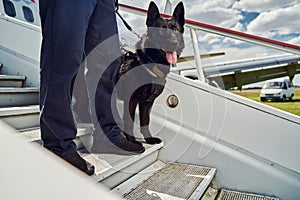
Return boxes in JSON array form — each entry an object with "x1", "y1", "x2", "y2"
[{"x1": 39, "y1": 0, "x2": 122, "y2": 156}]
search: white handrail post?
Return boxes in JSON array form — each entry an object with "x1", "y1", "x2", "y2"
[
  {"x1": 190, "y1": 27, "x2": 205, "y2": 82},
  {"x1": 163, "y1": 0, "x2": 172, "y2": 15}
]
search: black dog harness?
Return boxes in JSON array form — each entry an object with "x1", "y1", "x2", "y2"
[{"x1": 119, "y1": 50, "x2": 168, "y2": 103}]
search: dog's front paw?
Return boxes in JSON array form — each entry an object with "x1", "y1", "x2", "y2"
[{"x1": 145, "y1": 137, "x2": 162, "y2": 144}]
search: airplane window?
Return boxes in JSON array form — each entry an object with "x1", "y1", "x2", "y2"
[
  {"x1": 3, "y1": 0, "x2": 16, "y2": 17},
  {"x1": 22, "y1": 6, "x2": 34, "y2": 23}
]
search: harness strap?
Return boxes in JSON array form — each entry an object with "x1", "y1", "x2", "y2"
[{"x1": 153, "y1": 65, "x2": 165, "y2": 78}]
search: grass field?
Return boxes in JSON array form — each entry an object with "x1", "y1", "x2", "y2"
[{"x1": 230, "y1": 88, "x2": 300, "y2": 116}]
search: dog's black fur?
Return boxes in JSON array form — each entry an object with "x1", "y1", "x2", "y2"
[{"x1": 116, "y1": 1, "x2": 185, "y2": 144}]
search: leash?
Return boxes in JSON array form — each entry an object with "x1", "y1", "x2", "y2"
[{"x1": 115, "y1": 0, "x2": 141, "y2": 39}]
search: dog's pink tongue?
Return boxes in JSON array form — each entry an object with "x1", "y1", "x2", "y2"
[{"x1": 166, "y1": 51, "x2": 177, "y2": 64}]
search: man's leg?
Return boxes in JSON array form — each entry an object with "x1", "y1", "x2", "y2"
[{"x1": 39, "y1": 0, "x2": 96, "y2": 174}]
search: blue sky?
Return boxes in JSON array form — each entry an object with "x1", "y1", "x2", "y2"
[{"x1": 119, "y1": 0, "x2": 300, "y2": 86}]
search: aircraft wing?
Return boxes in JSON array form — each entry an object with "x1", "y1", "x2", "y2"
[{"x1": 174, "y1": 54, "x2": 300, "y2": 90}]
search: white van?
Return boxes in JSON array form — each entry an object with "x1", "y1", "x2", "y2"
[{"x1": 260, "y1": 78, "x2": 294, "y2": 102}]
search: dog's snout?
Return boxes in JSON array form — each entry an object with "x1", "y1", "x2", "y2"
[
  {"x1": 170, "y1": 40, "x2": 177, "y2": 47},
  {"x1": 166, "y1": 38, "x2": 178, "y2": 50}
]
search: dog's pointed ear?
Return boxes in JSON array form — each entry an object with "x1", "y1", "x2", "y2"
[
  {"x1": 146, "y1": 1, "x2": 160, "y2": 27},
  {"x1": 172, "y1": 2, "x2": 185, "y2": 28}
]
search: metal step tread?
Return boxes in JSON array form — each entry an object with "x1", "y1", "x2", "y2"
[
  {"x1": 0, "y1": 74, "x2": 26, "y2": 80},
  {"x1": 123, "y1": 162, "x2": 216, "y2": 200},
  {"x1": 0, "y1": 105, "x2": 39, "y2": 129},
  {"x1": 0, "y1": 105, "x2": 39, "y2": 117},
  {"x1": 0, "y1": 87, "x2": 39, "y2": 93},
  {"x1": 112, "y1": 160, "x2": 167, "y2": 195},
  {"x1": 85, "y1": 142, "x2": 164, "y2": 183},
  {"x1": 216, "y1": 189, "x2": 279, "y2": 200},
  {"x1": 0, "y1": 87, "x2": 39, "y2": 107},
  {"x1": 19, "y1": 123, "x2": 94, "y2": 142},
  {"x1": 0, "y1": 75, "x2": 26, "y2": 87}
]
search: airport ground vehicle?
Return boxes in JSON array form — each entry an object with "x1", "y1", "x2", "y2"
[{"x1": 260, "y1": 78, "x2": 294, "y2": 102}]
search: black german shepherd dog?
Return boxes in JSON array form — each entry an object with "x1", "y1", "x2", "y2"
[{"x1": 116, "y1": 2, "x2": 185, "y2": 144}]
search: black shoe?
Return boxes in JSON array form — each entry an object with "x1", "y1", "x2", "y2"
[
  {"x1": 62, "y1": 152, "x2": 95, "y2": 176},
  {"x1": 91, "y1": 138, "x2": 145, "y2": 155},
  {"x1": 115, "y1": 138, "x2": 145, "y2": 154},
  {"x1": 145, "y1": 137, "x2": 162, "y2": 144},
  {"x1": 122, "y1": 132, "x2": 144, "y2": 146}
]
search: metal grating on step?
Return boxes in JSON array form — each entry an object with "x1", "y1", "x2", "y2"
[
  {"x1": 124, "y1": 162, "x2": 215, "y2": 200},
  {"x1": 216, "y1": 189, "x2": 279, "y2": 200}
]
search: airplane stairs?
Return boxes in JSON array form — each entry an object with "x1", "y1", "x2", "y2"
[{"x1": 0, "y1": 62, "x2": 280, "y2": 199}]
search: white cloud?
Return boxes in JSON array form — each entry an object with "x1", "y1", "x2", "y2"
[
  {"x1": 246, "y1": 4, "x2": 300, "y2": 37},
  {"x1": 288, "y1": 36, "x2": 300, "y2": 45},
  {"x1": 117, "y1": 11, "x2": 146, "y2": 34},
  {"x1": 121, "y1": 0, "x2": 154, "y2": 10},
  {"x1": 185, "y1": 0, "x2": 241, "y2": 29},
  {"x1": 190, "y1": 8, "x2": 241, "y2": 28},
  {"x1": 232, "y1": 0, "x2": 298, "y2": 12},
  {"x1": 187, "y1": 0, "x2": 235, "y2": 10},
  {"x1": 198, "y1": 33, "x2": 222, "y2": 45},
  {"x1": 232, "y1": 22, "x2": 244, "y2": 32}
]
